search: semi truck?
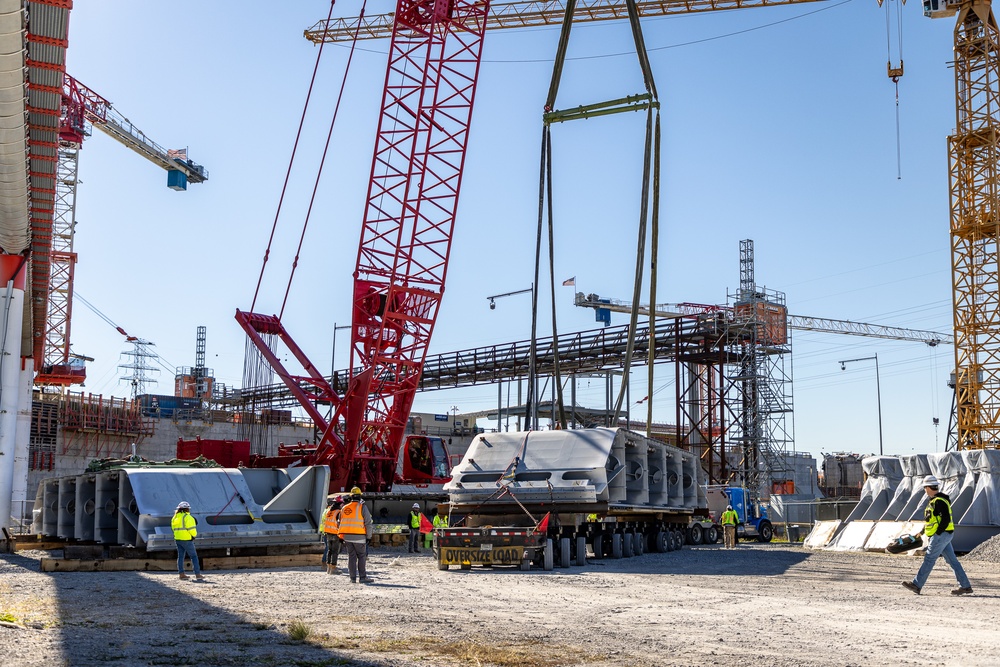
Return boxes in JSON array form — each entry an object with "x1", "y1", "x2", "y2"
[{"x1": 435, "y1": 427, "x2": 716, "y2": 570}]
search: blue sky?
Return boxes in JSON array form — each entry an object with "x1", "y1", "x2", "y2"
[{"x1": 64, "y1": 0, "x2": 956, "y2": 458}]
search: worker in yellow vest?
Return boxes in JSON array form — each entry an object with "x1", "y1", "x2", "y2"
[
  {"x1": 319, "y1": 497, "x2": 343, "y2": 575},
  {"x1": 339, "y1": 487, "x2": 374, "y2": 584},
  {"x1": 720, "y1": 505, "x2": 739, "y2": 550},
  {"x1": 171, "y1": 501, "x2": 204, "y2": 581},
  {"x1": 408, "y1": 503, "x2": 423, "y2": 553},
  {"x1": 902, "y1": 475, "x2": 973, "y2": 596},
  {"x1": 430, "y1": 506, "x2": 449, "y2": 550}
]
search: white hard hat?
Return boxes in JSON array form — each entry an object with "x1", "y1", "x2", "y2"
[
  {"x1": 922, "y1": 475, "x2": 940, "y2": 488},
  {"x1": 412, "y1": 503, "x2": 420, "y2": 509},
  {"x1": 726, "y1": 505, "x2": 733, "y2": 511},
  {"x1": 176, "y1": 501, "x2": 190, "y2": 510}
]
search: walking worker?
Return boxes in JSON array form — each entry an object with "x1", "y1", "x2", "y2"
[
  {"x1": 408, "y1": 503, "x2": 423, "y2": 553},
  {"x1": 172, "y1": 501, "x2": 204, "y2": 581},
  {"x1": 320, "y1": 497, "x2": 342, "y2": 574},
  {"x1": 902, "y1": 475, "x2": 973, "y2": 596},
  {"x1": 721, "y1": 504, "x2": 739, "y2": 549},
  {"x1": 339, "y1": 487, "x2": 374, "y2": 584}
]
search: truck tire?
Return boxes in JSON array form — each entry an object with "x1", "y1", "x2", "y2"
[
  {"x1": 575, "y1": 536, "x2": 587, "y2": 566},
  {"x1": 611, "y1": 533, "x2": 622, "y2": 559},
  {"x1": 623, "y1": 532, "x2": 634, "y2": 558},
  {"x1": 592, "y1": 533, "x2": 604, "y2": 560},
  {"x1": 559, "y1": 537, "x2": 572, "y2": 568},
  {"x1": 543, "y1": 539, "x2": 554, "y2": 571},
  {"x1": 654, "y1": 530, "x2": 670, "y2": 553},
  {"x1": 673, "y1": 529, "x2": 684, "y2": 551},
  {"x1": 688, "y1": 523, "x2": 704, "y2": 546},
  {"x1": 633, "y1": 531, "x2": 644, "y2": 556},
  {"x1": 706, "y1": 525, "x2": 719, "y2": 545},
  {"x1": 757, "y1": 521, "x2": 774, "y2": 543}
]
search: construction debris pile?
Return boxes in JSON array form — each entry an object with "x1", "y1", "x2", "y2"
[{"x1": 804, "y1": 450, "x2": 1000, "y2": 553}]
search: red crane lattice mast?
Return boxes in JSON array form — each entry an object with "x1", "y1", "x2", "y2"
[{"x1": 238, "y1": 0, "x2": 490, "y2": 491}]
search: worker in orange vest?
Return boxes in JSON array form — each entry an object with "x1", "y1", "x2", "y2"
[
  {"x1": 339, "y1": 487, "x2": 374, "y2": 584},
  {"x1": 320, "y1": 497, "x2": 343, "y2": 574}
]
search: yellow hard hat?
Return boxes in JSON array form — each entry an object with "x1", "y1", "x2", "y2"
[{"x1": 350, "y1": 486, "x2": 362, "y2": 495}]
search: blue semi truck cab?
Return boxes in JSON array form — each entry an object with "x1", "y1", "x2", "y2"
[{"x1": 725, "y1": 487, "x2": 774, "y2": 543}]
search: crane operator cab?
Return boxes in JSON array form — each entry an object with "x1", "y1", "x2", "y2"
[{"x1": 400, "y1": 435, "x2": 452, "y2": 484}]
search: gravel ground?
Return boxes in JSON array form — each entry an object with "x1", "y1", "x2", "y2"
[
  {"x1": 2, "y1": 543, "x2": 998, "y2": 667},
  {"x1": 962, "y1": 532, "x2": 1000, "y2": 562}
]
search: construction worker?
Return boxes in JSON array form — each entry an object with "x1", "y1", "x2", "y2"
[
  {"x1": 339, "y1": 487, "x2": 374, "y2": 584},
  {"x1": 430, "y1": 506, "x2": 449, "y2": 550},
  {"x1": 171, "y1": 501, "x2": 204, "y2": 581},
  {"x1": 408, "y1": 503, "x2": 423, "y2": 553},
  {"x1": 320, "y1": 497, "x2": 342, "y2": 574},
  {"x1": 721, "y1": 505, "x2": 739, "y2": 549},
  {"x1": 902, "y1": 475, "x2": 974, "y2": 596}
]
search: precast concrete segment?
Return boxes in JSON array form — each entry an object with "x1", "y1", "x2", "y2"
[
  {"x1": 31, "y1": 466, "x2": 330, "y2": 551},
  {"x1": 807, "y1": 451, "x2": 1000, "y2": 553},
  {"x1": 862, "y1": 520, "x2": 925, "y2": 552},
  {"x1": 825, "y1": 520, "x2": 877, "y2": 552},
  {"x1": 10, "y1": 357, "x2": 32, "y2": 527},
  {"x1": 803, "y1": 520, "x2": 841, "y2": 549},
  {"x1": 446, "y1": 427, "x2": 700, "y2": 512},
  {"x1": 0, "y1": 255, "x2": 24, "y2": 529}
]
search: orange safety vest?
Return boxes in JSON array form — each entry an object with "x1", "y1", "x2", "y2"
[
  {"x1": 322, "y1": 508, "x2": 340, "y2": 535},
  {"x1": 338, "y1": 501, "x2": 367, "y2": 535}
]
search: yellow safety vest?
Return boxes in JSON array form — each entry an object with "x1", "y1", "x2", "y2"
[
  {"x1": 171, "y1": 512, "x2": 197, "y2": 541},
  {"x1": 410, "y1": 511, "x2": 422, "y2": 529},
  {"x1": 433, "y1": 514, "x2": 449, "y2": 529},
  {"x1": 924, "y1": 496, "x2": 955, "y2": 537},
  {"x1": 338, "y1": 501, "x2": 367, "y2": 535},
  {"x1": 321, "y1": 508, "x2": 340, "y2": 535},
  {"x1": 586, "y1": 513, "x2": 598, "y2": 522},
  {"x1": 721, "y1": 510, "x2": 739, "y2": 526}
]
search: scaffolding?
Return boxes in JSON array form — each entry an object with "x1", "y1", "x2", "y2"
[
  {"x1": 725, "y1": 240, "x2": 794, "y2": 498},
  {"x1": 58, "y1": 391, "x2": 155, "y2": 458}
]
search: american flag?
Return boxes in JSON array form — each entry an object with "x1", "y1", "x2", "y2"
[{"x1": 167, "y1": 148, "x2": 187, "y2": 160}]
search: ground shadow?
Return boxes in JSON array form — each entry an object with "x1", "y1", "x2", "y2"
[{"x1": 0, "y1": 553, "x2": 390, "y2": 667}]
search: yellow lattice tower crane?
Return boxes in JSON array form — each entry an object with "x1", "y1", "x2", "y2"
[{"x1": 307, "y1": 0, "x2": 1000, "y2": 451}]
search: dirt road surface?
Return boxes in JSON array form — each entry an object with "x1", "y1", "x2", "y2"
[{"x1": 2, "y1": 543, "x2": 997, "y2": 667}]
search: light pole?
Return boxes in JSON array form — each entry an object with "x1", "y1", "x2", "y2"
[
  {"x1": 487, "y1": 285, "x2": 536, "y2": 430},
  {"x1": 838, "y1": 354, "x2": 883, "y2": 455}
]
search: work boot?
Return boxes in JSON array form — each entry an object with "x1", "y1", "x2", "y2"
[
  {"x1": 902, "y1": 581, "x2": 921, "y2": 595},
  {"x1": 359, "y1": 576, "x2": 374, "y2": 584},
  {"x1": 350, "y1": 578, "x2": 357, "y2": 584},
  {"x1": 195, "y1": 575, "x2": 205, "y2": 581},
  {"x1": 951, "y1": 587, "x2": 974, "y2": 596},
  {"x1": 179, "y1": 573, "x2": 189, "y2": 580}
]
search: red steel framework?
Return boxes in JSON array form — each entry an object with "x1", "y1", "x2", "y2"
[{"x1": 239, "y1": 0, "x2": 490, "y2": 491}]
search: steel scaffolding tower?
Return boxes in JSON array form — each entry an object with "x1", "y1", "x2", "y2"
[{"x1": 727, "y1": 240, "x2": 794, "y2": 497}]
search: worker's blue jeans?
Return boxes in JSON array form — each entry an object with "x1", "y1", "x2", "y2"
[
  {"x1": 913, "y1": 531, "x2": 970, "y2": 589},
  {"x1": 176, "y1": 539, "x2": 201, "y2": 576}
]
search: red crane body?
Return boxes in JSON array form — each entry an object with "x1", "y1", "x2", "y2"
[{"x1": 238, "y1": 0, "x2": 491, "y2": 492}]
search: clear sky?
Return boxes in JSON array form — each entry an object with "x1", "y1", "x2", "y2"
[{"x1": 64, "y1": 0, "x2": 956, "y2": 459}]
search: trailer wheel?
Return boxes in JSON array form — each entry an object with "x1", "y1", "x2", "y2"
[
  {"x1": 633, "y1": 532, "x2": 644, "y2": 556},
  {"x1": 592, "y1": 534, "x2": 604, "y2": 560},
  {"x1": 611, "y1": 533, "x2": 622, "y2": 559},
  {"x1": 757, "y1": 521, "x2": 774, "y2": 543},
  {"x1": 623, "y1": 532, "x2": 634, "y2": 558},
  {"x1": 543, "y1": 539, "x2": 554, "y2": 571},
  {"x1": 575, "y1": 536, "x2": 587, "y2": 566},
  {"x1": 673, "y1": 529, "x2": 684, "y2": 551},
  {"x1": 688, "y1": 523, "x2": 704, "y2": 546},
  {"x1": 559, "y1": 537, "x2": 572, "y2": 568},
  {"x1": 706, "y1": 525, "x2": 719, "y2": 545},
  {"x1": 654, "y1": 530, "x2": 669, "y2": 553}
]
